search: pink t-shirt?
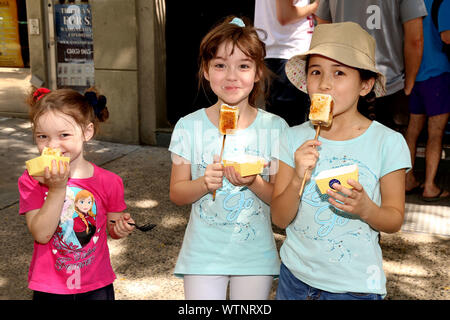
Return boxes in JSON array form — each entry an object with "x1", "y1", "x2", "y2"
[{"x1": 18, "y1": 164, "x2": 126, "y2": 294}]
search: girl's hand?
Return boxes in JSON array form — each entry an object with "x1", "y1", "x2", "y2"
[
  {"x1": 326, "y1": 179, "x2": 372, "y2": 220},
  {"x1": 223, "y1": 166, "x2": 257, "y2": 187},
  {"x1": 112, "y1": 213, "x2": 135, "y2": 238},
  {"x1": 42, "y1": 159, "x2": 70, "y2": 190},
  {"x1": 204, "y1": 155, "x2": 224, "y2": 192},
  {"x1": 294, "y1": 140, "x2": 321, "y2": 182}
]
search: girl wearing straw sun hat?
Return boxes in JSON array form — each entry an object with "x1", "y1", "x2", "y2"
[{"x1": 271, "y1": 22, "x2": 411, "y2": 300}]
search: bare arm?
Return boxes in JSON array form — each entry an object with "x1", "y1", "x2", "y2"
[
  {"x1": 271, "y1": 140, "x2": 321, "y2": 229},
  {"x1": 403, "y1": 17, "x2": 424, "y2": 95},
  {"x1": 169, "y1": 154, "x2": 223, "y2": 206},
  {"x1": 169, "y1": 163, "x2": 209, "y2": 206},
  {"x1": 248, "y1": 173, "x2": 276, "y2": 204},
  {"x1": 441, "y1": 30, "x2": 450, "y2": 44},
  {"x1": 25, "y1": 187, "x2": 66, "y2": 244},
  {"x1": 271, "y1": 161, "x2": 303, "y2": 228},
  {"x1": 276, "y1": 0, "x2": 320, "y2": 25},
  {"x1": 25, "y1": 160, "x2": 69, "y2": 244}
]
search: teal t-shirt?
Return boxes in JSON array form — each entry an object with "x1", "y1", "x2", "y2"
[
  {"x1": 277, "y1": 121, "x2": 411, "y2": 295},
  {"x1": 169, "y1": 108, "x2": 288, "y2": 276}
]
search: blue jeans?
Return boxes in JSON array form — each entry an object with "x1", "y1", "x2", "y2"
[{"x1": 276, "y1": 263, "x2": 383, "y2": 300}]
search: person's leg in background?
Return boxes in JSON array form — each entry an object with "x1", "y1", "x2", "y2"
[
  {"x1": 421, "y1": 73, "x2": 450, "y2": 200},
  {"x1": 405, "y1": 79, "x2": 426, "y2": 192},
  {"x1": 405, "y1": 73, "x2": 450, "y2": 199},
  {"x1": 405, "y1": 113, "x2": 426, "y2": 192},
  {"x1": 422, "y1": 112, "x2": 450, "y2": 200}
]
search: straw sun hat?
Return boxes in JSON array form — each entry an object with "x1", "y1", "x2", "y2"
[{"x1": 285, "y1": 22, "x2": 386, "y2": 97}]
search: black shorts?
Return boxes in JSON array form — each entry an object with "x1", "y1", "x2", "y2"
[{"x1": 32, "y1": 283, "x2": 115, "y2": 301}]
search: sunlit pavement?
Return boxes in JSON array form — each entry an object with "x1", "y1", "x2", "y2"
[{"x1": 1, "y1": 116, "x2": 448, "y2": 300}]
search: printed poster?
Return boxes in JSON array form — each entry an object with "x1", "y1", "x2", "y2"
[
  {"x1": 0, "y1": 0, "x2": 24, "y2": 67},
  {"x1": 54, "y1": 3, "x2": 94, "y2": 92}
]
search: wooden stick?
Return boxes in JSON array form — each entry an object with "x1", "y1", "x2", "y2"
[
  {"x1": 212, "y1": 134, "x2": 226, "y2": 201},
  {"x1": 298, "y1": 125, "x2": 321, "y2": 198}
]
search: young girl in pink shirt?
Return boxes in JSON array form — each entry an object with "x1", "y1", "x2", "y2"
[{"x1": 18, "y1": 88, "x2": 135, "y2": 300}]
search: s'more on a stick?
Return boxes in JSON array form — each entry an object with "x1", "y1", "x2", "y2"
[
  {"x1": 213, "y1": 104, "x2": 239, "y2": 200},
  {"x1": 298, "y1": 93, "x2": 334, "y2": 197}
]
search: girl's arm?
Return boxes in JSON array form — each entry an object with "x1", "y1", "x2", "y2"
[
  {"x1": 248, "y1": 173, "x2": 275, "y2": 204},
  {"x1": 276, "y1": 0, "x2": 320, "y2": 25},
  {"x1": 107, "y1": 212, "x2": 135, "y2": 239},
  {"x1": 169, "y1": 154, "x2": 223, "y2": 206},
  {"x1": 327, "y1": 169, "x2": 406, "y2": 233},
  {"x1": 403, "y1": 17, "x2": 424, "y2": 95},
  {"x1": 25, "y1": 160, "x2": 69, "y2": 244},
  {"x1": 270, "y1": 161, "x2": 303, "y2": 229},
  {"x1": 25, "y1": 187, "x2": 66, "y2": 244},
  {"x1": 271, "y1": 140, "x2": 321, "y2": 229}
]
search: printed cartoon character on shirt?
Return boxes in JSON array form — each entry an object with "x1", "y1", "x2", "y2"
[
  {"x1": 59, "y1": 188, "x2": 82, "y2": 248},
  {"x1": 56, "y1": 187, "x2": 97, "y2": 250},
  {"x1": 73, "y1": 189, "x2": 97, "y2": 247}
]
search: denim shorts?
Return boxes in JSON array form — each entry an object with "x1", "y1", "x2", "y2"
[{"x1": 276, "y1": 263, "x2": 383, "y2": 300}]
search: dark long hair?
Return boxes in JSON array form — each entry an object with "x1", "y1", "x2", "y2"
[{"x1": 305, "y1": 56, "x2": 377, "y2": 120}]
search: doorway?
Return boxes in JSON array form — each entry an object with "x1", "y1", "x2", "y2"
[{"x1": 165, "y1": 1, "x2": 255, "y2": 126}]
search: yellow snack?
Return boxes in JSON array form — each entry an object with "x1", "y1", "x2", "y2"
[
  {"x1": 219, "y1": 104, "x2": 239, "y2": 135},
  {"x1": 223, "y1": 155, "x2": 265, "y2": 177},
  {"x1": 25, "y1": 147, "x2": 70, "y2": 176},
  {"x1": 315, "y1": 164, "x2": 358, "y2": 194},
  {"x1": 309, "y1": 93, "x2": 333, "y2": 127}
]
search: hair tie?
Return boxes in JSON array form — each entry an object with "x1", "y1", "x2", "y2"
[
  {"x1": 229, "y1": 17, "x2": 245, "y2": 27},
  {"x1": 33, "y1": 88, "x2": 51, "y2": 101},
  {"x1": 84, "y1": 91, "x2": 107, "y2": 118}
]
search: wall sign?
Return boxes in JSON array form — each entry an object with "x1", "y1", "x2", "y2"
[
  {"x1": 54, "y1": 3, "x2": 94, "y2": 92},
  {"x1": 0, "y1": 0, "x2": 24, "y2": 67}
]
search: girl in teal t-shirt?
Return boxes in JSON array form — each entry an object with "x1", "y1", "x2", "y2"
[
  {"x1": 168, "y1": 17, "x2": 288, "y2": 300},
  {"x1": 271, "y1": 22, "x2": 411, "y2": 299}
]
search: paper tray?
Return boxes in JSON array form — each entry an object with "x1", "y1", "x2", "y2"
[
  {"x1": 223, "y1": 156, "x2": 265, "y2": 177},
  {"x1": 315, "y1": 164, "x2": 358, "y2": 194}
]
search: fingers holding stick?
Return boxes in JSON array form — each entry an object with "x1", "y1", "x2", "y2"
[{"x1": 298, "y1": 125, "x2": 321, "y2": 197}]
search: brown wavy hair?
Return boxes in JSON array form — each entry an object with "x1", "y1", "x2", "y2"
[
  {"x1": 198, "y1": 16, "x2": 272, "y2": 107},
  {"x1": 27, "y1": 87, "x2": 109, "y2": 136}
]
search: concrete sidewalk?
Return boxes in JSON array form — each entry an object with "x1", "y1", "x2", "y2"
[{"x1": 0, "y1": 117, "x2": 449, "y2": 300}]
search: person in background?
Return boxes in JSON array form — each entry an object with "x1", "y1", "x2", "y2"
[
  {"x1": 254, "y1": 0, "x2": 319, "y2": 126},
  {"x1": 404, "y1": 0, "x2": 450, "y2": 201},
  {"x1": 315, "y1": 0, "x2": 427, "y2": 133}
]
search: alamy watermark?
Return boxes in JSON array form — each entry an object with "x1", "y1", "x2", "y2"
[{"x1": 366, "y1": 5, "x2": 381, "y2": 30}]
